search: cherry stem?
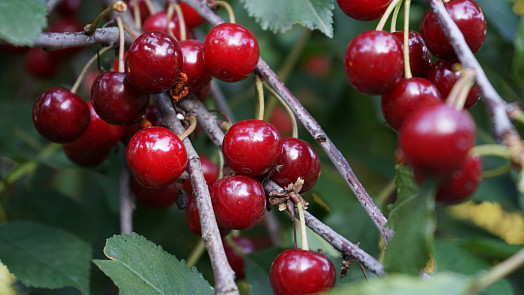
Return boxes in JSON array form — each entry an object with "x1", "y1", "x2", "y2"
[
  {"x1": 178, "y1": 114, "x2": 197, "y2": 141},
  {"x1": 403, "y1": 0, "x2": 413, "y2": 79},
  {"x1": 390, "y1": 1, "x2": 402, "y2": 32},
  {"x1": 86, "y1": 1, "x2": 127, "y2": 35},
  {"x1": 264, "y1": 83, "x2": 298, "y2": 138},
  {"x1": 131, "y1": 0, "x2": 141, "y2": 29},
  {"x1": 254, "y1": 76, "x2": 265, "y2": 121},
  {"x1": 470, "y1": 144, "x2": 512, "y2": 178},
  {"x1": 297, "y1": 201, "x2": 309, "y2": 251},
  {"x1": 445, "y1": 67, "x2": 475, "y2": 110},
  {"x1": 70, "y1": 46, "x2": 113, "y2": 94},
  {"x1": 186, "y1": 239, "x2": 206, "y2": 267},
  {"x1": 376, "y1": 0, "x2": 403, "y2": 31},
  {"x1": 174, "y1": 3, "x2": 187, "y2": 41},
  {"x1": 115, "y1": 16, "x2": 125, "y2": 73},
  {"x1": 143, "y1": 0, "x2": 156, "y2": 15},
  {"x1": 123, "y1": 24, "x2": 138, "y2": 40},
  {"x1": 119, "y1": 153, "x2": 135, "y2": 234},
  {"x1": 217, "y1": 148, "x2": 224, "y2": 179},
  {"x1": 214, "y1": 1, "x2": 236, "y2": 24}
]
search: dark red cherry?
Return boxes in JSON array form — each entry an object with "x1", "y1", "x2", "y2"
[
  {"x1": 142, "y1": 10, "x2": 191, "y2": 41},
  {"x1": 223, "y1": 236, "x2": 256, "y2": 280},
  {"x1": 185, "y1": 194, "x2": 230, "y2": 237},
  {"x1": 426, "y1": 59, "x2": 481, "y2": 109},
  {"x1": 180, "y1": 40, "x2": 212, "y2": 93},
  {"x1": 222, "y1": 119, "x2": 282, "y2": 176},
  {"x1": 131, "y1": 177, "x2": 177, "y2": 208},
  {"x1": 33, "y1": 87, "x2": 90, "y2": 143},
  {"x1": 48, "y1": 17, "x2": 84, "y2": 58},
  {"x1": 121, "y1": 104, "x2": 162, "y2": 145},
  {"x1": 125, "y1": 31, "x2": 183, "y2": 94},
  {"x1": 270, "y1": 249, "x2": 336, "y2": 295},
  {"x1": 127, "y1": 126, "x2": 188, "y2": 188},
  {"x1": 435, "y1": 154, "x2": 482, "y2": 203},
  {"x1": 420, "y1": 0, "x2": 486, "y2": 59},
  {"x1": 269, "y1": 106, "x2": 293, "y2": 137},
  {"x1": 336, "y1": 0, "x2": 392, "y2": 21},
  {"x1": 125, "y1": 0, "x2": 151, "y2": 24},
  {"x1": 179, "y1": 2, "x2": 206, "y2": 28},
  {"x1": 91, "y1": 71, "x2": 149, "y2": 125},
  {"x1": 63, "y1": 102, "x2": 123, "y2": 166},
  {"x1": 381, "y1": 78, "x2": 442, "y2": 131},
  {"x1": 203, "y1": 23, "x2": 260, "y2": 82},
  {"x1": 269, "y1": 138, "x2": 321, "y2": 193},
  {"x1": 344, "y1": 30, "x2": 404, "y2": 95},
  {"x1": 24, "y1": 48, "x2": 59, "y2": 79},
  {"x1": 399, "y1": 103, "x2": 476, "y2": 176},
  {"x1": 58, "y1": 0, "x2": 82, "y2": 16},
  {"x1": 183, "y1": 155, "x2": 219, "y2": 194},
  {"x1": 210, "y1": 175, "x2": 266, "y2": 230},
  {"x1": 392, "y1": 30, "x2": 432, "y2": 77}
]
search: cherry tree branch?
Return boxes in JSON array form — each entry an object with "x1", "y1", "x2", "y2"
[
  {"x1": 156, "y1": 93, "x2": 239, "y2": 295},
  {"x1": 179, "y1": 0, "x2": 393, "y2": 244},
  {"x1": 33, "y1": 28, "x2": 133, "y2": 50}
]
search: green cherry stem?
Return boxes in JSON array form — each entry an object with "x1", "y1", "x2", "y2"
[
  {"x1": 214, "y1": 1, "x2": 236, "y2": 24},
  {"x1": 390, "y1": 0, "x2": 402, "y2": 32},
  {"x1": 297, "y1": 201, "x2": 309, "y2": 251},
  {"x1": 85, "y1": 1, "x2": 127, "y2": 35},
  {"x1": 445, "y1": 67, "x2": 476, "y2": 110},
  {"x1": 264, "y1": 83, "x2": 298, "y2": 138},
  {"x1": 186, "y1": 239, "x2": 206, "y2": 267},
  {"x1": 470, "y1": 144, "x2": 512, "y2": 178},
  {"x1": 403, "y1": 0, "x2": 413, "y2": 79},
  {"x1": 255, "y1": 76, "x2": 265, "y2": 121},
  {"x1": 376, "y1": 0, "x2": 403, "y2": 31},
  {"x1": 116, "y1": 16, "x2": 125, "y2": 73},
  {"x1": 178, "y1": 114, "x2": 198, "y2": 141},
  {"x1": 70, "y1": 46, "x2": 114, "y2": 94}
]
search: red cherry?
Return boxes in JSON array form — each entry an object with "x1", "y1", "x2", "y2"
[
  {"x1": 391, "y1": 30, "x2": 432, "y2": 77},
  {"x1": 125, "y1": 31, "x2": 184, "y2": 94},
  {"x1": 130, "y1": 177, "x2": 177, "y2": 209},
  {"x1": 399, "y1": 103, "x2": 476, "y2": 176},
  {"x1": 63, "y1": 102, "x2": 123, "y2": 166},
  {"x1": 33, "y1": 87, "x2": 90, "y2": 143},
  {"x1": 344, "y1": 30, "x2": 404, "y2": 95},
  {"x1": 142, "y1": 10, "x2": 191, "y2": 41},
  {"x1": 121, "y1": 104, "x2": 163, "y2": 145},
  {"x1": 270, "y1": 249, "x2": 336, "y2": 295},
  {"x1": 125, "y1": 0, "x2": 151, "y2": 24},
  {"x1": 336, "y1": 0, "x2": 392, "y2": 21},
  {"x1": 269, "y1": 106, "x2": 293, "y2": 137},
  {"x1": 185, "y1": 194, "x2": 230, "y2": 237},
  {"x1": 58, "y1": 0, "x2": 82, "y2": 16},
  {"x1": 222, "y1": 119, "x2": 282, "y2": 176},
  {"x1": 203, "y1": 23, "x2": 260, "y2": 82},
  {"x1": 270, "y1": 138, "x2": 321, "y2": 193},
  {"x1": 183, "y1": 155, "x2": 220, "y2": 194},
  {"x1": 381, "y1": 78, "x2": 442, "y2": 131},
  {"x1": 420, "y1": 0, "x2": 486, "y2": 59},
  {"x1": 426, "y1": 59, "x2": 481, "y2": 109},
  {"x1": 180, "y1": 40, "x2": 212, "y2": 94},
  {"x1": 435, "y1": 154, "x2": 482, "y2": 203},
  {"x1": 302, "y1": 54, "x2": 331, "y2": 78},
  {"x1": 91, "y1": 71, "x2": 149, "y2": 125},
  {"x1": 223, "y1": 236, "x2": 256, "y2": 280},
  {"x1": 179, "y1": 2, "x2": 206, "y2": 28},
  {"x1": 210, "y1": 175, "x2": 266, "y2": 230},
  {"x1": 24, "y1": 48, "x2": 59, "y2": 78},
  {"x1": 126, "y1": 126, "x2": 188, "y2": 188}
]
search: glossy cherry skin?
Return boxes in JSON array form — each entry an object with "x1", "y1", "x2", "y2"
[
  {"x1": 130, "y1": 177, "x2": 177, "y2": 209},
  {"x1": 185, "y1": 194, "x2": 230, "y2": 237},
  {"x1": 183, "y1": 155, "x2": 220, "y2": 194},
  {"x1": 223, "y1": 236, "x2": 256, "y2": 280},
  {"x1": 91, "y1": 71, "x2": 150, "y2": 125},
  {"x1": 222, "y1": 119, "x2": 282, "y2": 176},
  {"x1": 63, "y1": 102, "x2": 123, "y2": 166},
  {"x1": 270, "y1": 249, "x2": 336, "y2": 295},
  {"x1": 426, "y1": 59, "x2": 481, "y2": 109},
  {"x1": 33, "y1": 87, "x2": 90, "y2": 143},
  {"x1": 381, "y1": 78, "x2": 442, "y2": 131},
  {"x1": 203, "y1": 23, "x2": 260, "y2": 82},
  {"x1": 180, "y1": 40, "x2": 212, "y2": 94},
  {"x1": 399, "y1": 103, "x2": 476, "y2": 176},
  {"x1": 435, "y1": 154, "x2": 482, "y2": 203},
  {"x1": 142, "y1": 11, "x2": 191, "y2": 41},
  {"x1": 420, "y1": 0, "x2": 486, "y2": 59},
  {"x1": 269, "y1": 138, "x2": 321, "y2": 193},
  {"x1": 127, "y1": 126, "x2": 188, "y2": 188},
  {"x1": 336, "y1": 0, "x2": 392, "y2": 21},
  {"x1": 121, "y1": 104, "x2": 162, "y2": 145},
  {"x1": 179, "y1": 2, "x2": 206, "y2": 28},
  {"x1": 210, "y1": 175, "x2": 266, "y2": 230},
  {"x1": 392, "y1": 30, "x2": 432, "y2": 77},
  {"x1": 24, "y1": 48, "x2": 59, "y2": 78},
  {"x1": 125, "y1": 31, "x2": 183, "y2": 94},
  {"x1": 344, "y1": 30, "x2": 404, "y2": 95}
]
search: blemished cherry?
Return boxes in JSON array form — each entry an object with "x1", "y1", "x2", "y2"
[
  {"x1": 24, "y1": 48, "x2": 59, "y2": 79},
  {"x1": 344, "y1": 30, "x2": 404, "y2": 95},
  {"x1": 185, "y1": 194, "x2": 230, "y2": 237},
  {"x1": 142, "y1": 10, "x2": 191, "y2": 41},
  {"x1": 381, "y1": 78, "x2": 442, "y2": 131},
  {"x1": 336, "y1": 0, "x2": 392, "y2": 21},
  {"x1": 63, "y1": 102, "x2": 123, "y2": 166},
  {"x1": 392, "y1": 30, "x2": 432, "y2": 77},
  {"x1": 269, "y1": 137, "x2": 321, "y2": 193},
  {"x1": 130, "y1": 177, "x2": 177, "y2": 209},
  {"x1": 125, "y1": 31, "x2": 183, "y2": 94},
  {"x1": 33, "y1": 87, "x2": 90, "y2": 143},
  {"x1": 222, "y1": 119, "x2": 282, "y2": 176},
  {"x1": 426, "y1": 59, "x2": 481, "y2": 109},
  {"x1": 223, "y1": 236, "x2": 256, "y2": 280},
  {"x1": 435, "y1": 154, "x2": 482, "y2": 203},
  {"x1": 203, "y1": 23, "x2": 260, "y2": 82},
  {"x1": 127, "y1": 126, "x2": 188, "y2": 188},
  {"x1": 210, "y1": 175, "x2": 266, "y2": 230},
  {"x1": 180, "y1": 40, "x2": 212, "y2": 94},
  {"x1": 183, "y1": 155, "x2": 220, "y2": 194},
  {"x1": 121, "y1": 103, "x2": 162, "y2": 145},
  {"x1": 399, "y1": 103, "x2": 476, "y2": 176},
  {"x1": 420, "y1": 0, "x2": 486, "y2": 59},
  {"x1": 270, "y1": 249, "x2": 336, "y2": 295}
]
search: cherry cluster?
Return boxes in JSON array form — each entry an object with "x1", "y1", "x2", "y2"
[{"x1": 338, "y1": 0, "x2": 486, "y2": 204}]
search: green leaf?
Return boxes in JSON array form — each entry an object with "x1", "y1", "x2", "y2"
[
  {"x1": 327, "y1": 272, "x2": 471, "y2": 295},
  {"x1": 244, "y1": 247, "x2": 283, "y2": 295},
  {"x1": 240, "y1": 0, "x2": 334, "y2": 38},
  {"x1": 383, "y1": 165, "x2": 437, "y2": 275},
  {"x1": 0, "y1": 0, "x2": 47, "y2": 46},
  {"x1": 512, "y1": 17, "x2": 524, "y2": 87},
  {"x1": 93, "y1": 233, "x2": 214, "y2": 295},
  {"x1": 0, "y1": 221, "x2": 91, "y2": 295}
]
